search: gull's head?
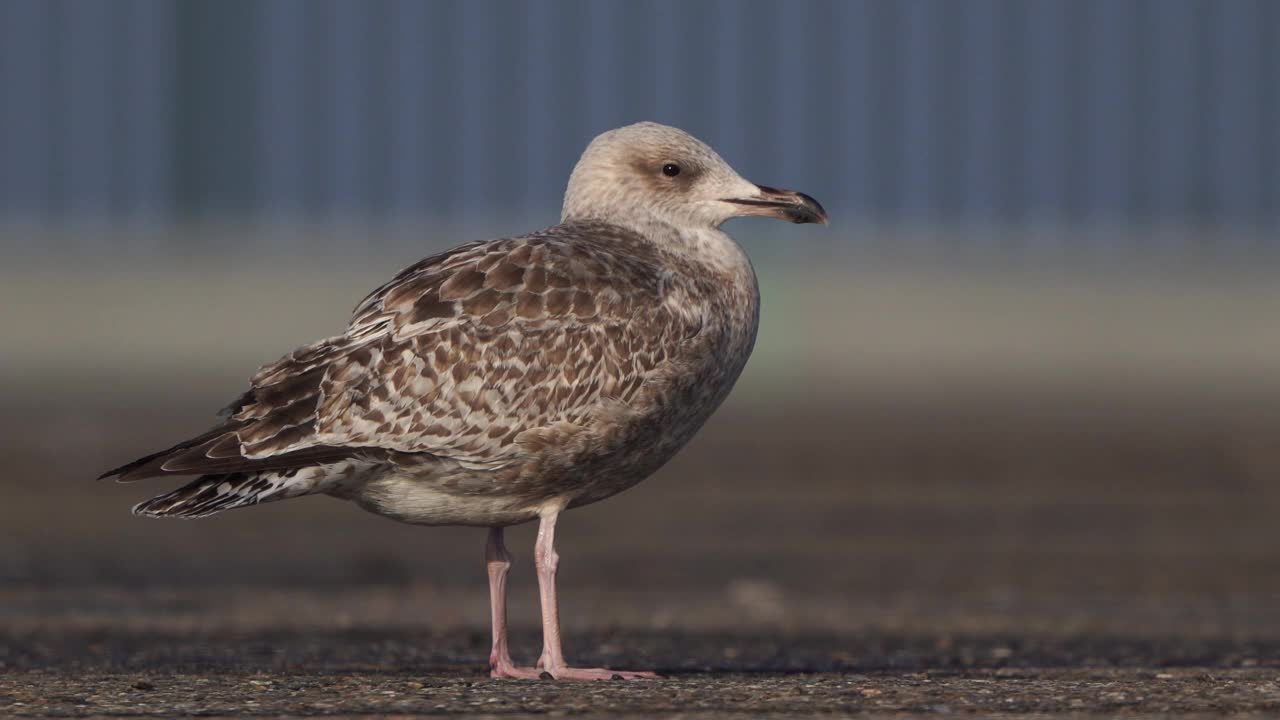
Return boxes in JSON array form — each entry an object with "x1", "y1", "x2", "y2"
[{"x1": 562, "y1": 121, "x2": 827, "y2": 231}]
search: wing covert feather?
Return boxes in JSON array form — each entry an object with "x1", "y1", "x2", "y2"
[{"x1": 221, "y1": 223, "x2": 702, "y2": 467}]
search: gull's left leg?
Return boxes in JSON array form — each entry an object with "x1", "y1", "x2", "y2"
[
  {"x1": 532, "y1": 507, "x2": 659, "y2": 680},
  {"x1": 486, "y1": 527, "x2": 543, "y2": 679}
]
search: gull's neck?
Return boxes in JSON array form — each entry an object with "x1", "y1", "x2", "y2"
[
  {"x1": 566, "y1": 210, "x2": 753, "y2": 282},
  {"x1": 670, "y1": 225, "x2": 755, "y2": 282}
]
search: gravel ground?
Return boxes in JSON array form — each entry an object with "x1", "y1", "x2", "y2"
[
  {"x1": 3, "y1": 627, "x2": 1279, "y2": 716},
  {"x1": 5, "y1": 668, "x2": 1280, "y2": 717},
  {"x1": 4, "y1": 389, "x2": 1280, "y2": 716}
]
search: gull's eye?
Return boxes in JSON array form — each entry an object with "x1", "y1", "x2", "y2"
[{"x1": 661, "y1": 163, "x2": 681, "y2": 177}]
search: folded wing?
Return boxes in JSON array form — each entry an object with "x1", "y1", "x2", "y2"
[{"x1": 101, "y1": 223, "x2": 701, "y2": 483}]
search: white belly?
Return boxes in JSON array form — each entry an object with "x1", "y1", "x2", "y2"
[{"x1": 342, "y1": 469, "x2": 545, "y2": 527}]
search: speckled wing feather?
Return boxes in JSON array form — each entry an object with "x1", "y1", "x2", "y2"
[{"x1": 102, "y1": 221, "x2": 704, "y2": 481}]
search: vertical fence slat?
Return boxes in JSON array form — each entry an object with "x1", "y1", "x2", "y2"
[
  {"x1": 258, "y1": 0, "x2": 305, "y2": 219},
  {"x1": 1258, "y1": 0, "x2": 1278, "y2": 229},
  {"x1": 962, "y1": 0, "x2": 998, "y2": 225},
  {"x1": 388, "y1": 0, "x2": 428, "y2": 219},
  {"x1": 1148, "y1": 0, "x2": 1197, "y2": 227},
  {"x1": 1085, "y1": 0, "x2": 1139, "y2": 223},
  {"x1": 774, "y1": 0, "x2": 810, "y2": 186},
  {"x1": 711, "y1": 0, "x2": 743, "y2": 163},
  {"x1": 1211, "y1": 0, "x2": 1262, "y2": 227},
  {"x1": 1022, "y1": 0, "x2": 1067, "y2": 225},
  {"x1": 585, "y1": 0, "x2": 621, "y2": 136},
  {"x1": 121, "y1": 0, "x2": 175, "y2": 225},
  {"x1": 330, "y1": 0, "x2": 369, "y2": 218},
  {"x1": 0, "y1": 0, "x2": 54, "y2": 219},
  {"x1": 523, "y1": 0, "x2": 558, "y2": 217},
  {"x1": 902, "y1": 0, "x2": 937, "y2": 222},
  {"x1": 55, "y1": 0, "x2": 113, "y2": 218},
  {"x1": 834, "y1": 0, "x2": 872, "y2": 218}
]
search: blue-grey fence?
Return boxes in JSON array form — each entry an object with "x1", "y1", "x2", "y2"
[{"x1": 0, "y1": 0, "x2": 1276, "y2": 230}]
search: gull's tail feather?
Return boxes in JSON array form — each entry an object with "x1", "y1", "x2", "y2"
[{"x1": 133, "y1": 462, "x2": 361, "y2": 518}]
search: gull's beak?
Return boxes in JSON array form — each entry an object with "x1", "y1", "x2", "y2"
[{"x1": 723, "y1": 184, "x2": 828, "y2": 225}]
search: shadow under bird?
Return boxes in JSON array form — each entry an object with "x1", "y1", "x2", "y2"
[{"x1": 100, "y1": 121, "x2": 827, "y2": 679}]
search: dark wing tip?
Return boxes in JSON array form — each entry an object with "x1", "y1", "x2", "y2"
[
  {"x1": 97, "y1": 453, "x2": 162, "y2": 481},
  {"x1": 94, "y1": 423, "x2": 246, "y2": 483}
]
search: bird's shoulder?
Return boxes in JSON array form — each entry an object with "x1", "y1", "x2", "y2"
[{"x1": 347, "y1": 222, "x2": 673, "y2": 338}]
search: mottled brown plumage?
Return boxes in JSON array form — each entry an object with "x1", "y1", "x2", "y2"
[
  {"x1": 115, "y1": 220, "x2": 754, "y2": 525},
  {"x1": 102, "y1": 121, "x2": 826, "y2": 679}
]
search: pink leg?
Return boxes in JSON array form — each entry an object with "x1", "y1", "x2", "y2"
[
  {"x1": 486, "y1": 527, "x2": 542, "y2": 679},
  {"x1": 530, "y1": 508, "x2": 658, "y2": 680}
]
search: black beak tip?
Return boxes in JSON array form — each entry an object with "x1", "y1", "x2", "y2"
[
  {"x1": 731, "y1": 186, "x2": 829, "y2": 225},
  {"x1": 792, "y1": 192, "x2": 828, "y2": 225}
]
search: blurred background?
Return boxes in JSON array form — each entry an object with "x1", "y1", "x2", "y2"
[{"x1": 2, "y1": 0, "x2": 1279, "y2": 648}]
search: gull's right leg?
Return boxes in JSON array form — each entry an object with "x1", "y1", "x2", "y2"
[
  {"x1": 530, "y1": 508, "x2": 658, "y2": 680},
  {"x1": 486, "y1": 526, "x2": 542, "y2": 679}
]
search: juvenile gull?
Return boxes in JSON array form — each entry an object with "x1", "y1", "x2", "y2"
[{"x1": 100, "y1": 122, "x2": 827, "y2": 679}]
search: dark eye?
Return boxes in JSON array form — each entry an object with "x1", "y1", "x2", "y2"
[{"x1": 661, "y1": 163, "x2": 681, "y2": 177}]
